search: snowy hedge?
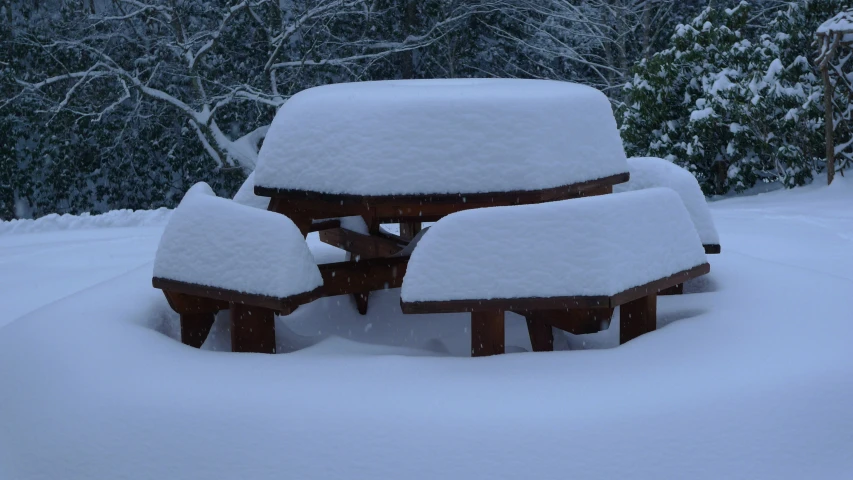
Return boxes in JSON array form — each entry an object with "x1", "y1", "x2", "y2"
[{"x1": 620, "y1": 0, "x2": 851, "y2": 195}]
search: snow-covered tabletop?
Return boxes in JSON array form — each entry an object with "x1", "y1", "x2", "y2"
[
  {"x1": 615, "y1": 157, "x2": 720, "y2": 249},
  {"x1": 254, "y1": 79, "x2": 629, "y2": 198},
  {"x1": 401, "y1": 188, "x2": 708, "y2": 304},
  {"x1": 154, "y1": 182, "x2": 323, "y2": 299}
]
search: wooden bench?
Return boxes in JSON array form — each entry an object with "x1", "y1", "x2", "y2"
[
  {"x1": 151, "y1": 183, "x2": 326, "y2": 353},
  {"x1": 616, "y1": 157, "x2": 720, "y2": 297},
  {"x1": 153, "y1": 184, "x2": 415, "y2": 351},
  {"x1": 154, "y1": 254, "x2": 410, "y2": 352},
  {"x1": 402, "y1": 264, "x2": 709, "y2": 356},
  {"x1": 400, "y1": 188, "x2": 710, "y2": 356}
]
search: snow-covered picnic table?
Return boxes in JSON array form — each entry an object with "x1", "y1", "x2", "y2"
[
  {"x1": 152, "y1": 79, "x2": 719, "y2": 355},
  {"x1": 252, "y1": 79, "x2": 631, "y2": 313}
]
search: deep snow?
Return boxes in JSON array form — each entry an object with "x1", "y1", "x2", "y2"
[
  {"x1": 402, "y1": 188, "x2": 706, "y2": 301},
  {"x1": 254, "y1": 79, "x2": 629, "y2": 195},
  {"x1": 154, "y1": 183, "x2": 323, "y2": 298},
  {"x1": 1, "y1": 179, "x2": 852, "y2": 479},
  {"x1": 615, "y1": 156, "x2": 720, "y2": 245}
]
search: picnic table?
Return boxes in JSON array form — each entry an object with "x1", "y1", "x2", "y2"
[
  {"x1": 153, "y1": 79, "x2": 716, "y2": 355},
  {"x1": 251, "y1": 79, "x2": 632, "y2": 313}
]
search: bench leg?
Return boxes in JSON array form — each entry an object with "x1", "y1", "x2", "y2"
[
  {"x1": 525, "y1": 315, "x2": 554, "y2": 352},
  {"x1": 658, "y1": 283, "x2": 684, "y2": 295},
  {"x1": 471, "y1": 311, "x2": 505, "y2": 357},
  {"x1": 619, "y1": 293, "x2": 657, "y2": 345},
  {"x1": 230, "y1": 304, "x2": 276, "y2": 354},
  {"x1": 353, "y1": 292, "x2": 370, "y2": 315},
  {"x1": 180, "y1": 312, "x2": 216, "y2": 349}
]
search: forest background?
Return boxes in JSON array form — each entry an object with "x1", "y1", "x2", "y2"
[{"x1": 1, "y1": 0, "x2": 849, "y2": 219}]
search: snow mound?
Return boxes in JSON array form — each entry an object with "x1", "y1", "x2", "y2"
[
  {"x1": 255, "y1": 79, "x2": 629, "y2": 196},
  {"x1": 232, "y1": 172, "x2": 271, "y2": 209},
  {"x1": 0, "y1": 208, "x2": 172, "y2": 235},
  {"x1": 154, "y1": 182, "x2": 322, "y2": 298},
  {"x1": 402, "y1": 188, "x2": 706, "y2": 302},
  {"x1": 615, "y1": 157, "x2": 720, "y2": 245}
]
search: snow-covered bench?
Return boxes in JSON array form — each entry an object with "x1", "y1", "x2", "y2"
[
  {"x1": 615, "y1": 157, "x2": 720, "y2": 254},
  {"x1": 152, "y1": 183, "x2": 324, "y2": 353},
  {"x1": 614, "y1": 157, "x2": 721, "y2": 295},
  {"x1": 400, "y1": 188, "x2": 710, "y2": 356}
]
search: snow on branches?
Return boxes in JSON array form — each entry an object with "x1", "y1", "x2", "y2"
[{"x1": 17, "y1": 0, "x2": 480, "y2": 172}]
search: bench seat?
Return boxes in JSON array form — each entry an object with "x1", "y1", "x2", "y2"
[
  {"x1": 615, "y1": 157, "x2": 721, "y2": 254},
  {"x1": 153, "y1": 182, "x2": 323, "y2": 353},
  {"x1": 400, "y1": 188, "x2": 710, "y2": 356}
]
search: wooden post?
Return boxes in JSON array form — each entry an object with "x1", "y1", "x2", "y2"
[
  {"x1": 267, "y1": 198, "x2": 313, "y2": 237},
  {"x1": 822, "y1": 64, "x2": 835, "y2": 185},
  {"x1": 353, "y1": 292, "x2": 370, "y2": 315},
  {"x1": 347, "y1": 212, "x2": 383, "y2": 315},
  {"x1": 525, "y1": 315, "x2": 554, "y2": 352},
  {"x1": 230, "y1": 303, "x2": 276, "y2": 353},
  {"x1": 180, "y1": 312, "x2": 216, "y2": 349},
  {"x1": 471, "y1": 310, "x2": 505, "y2": 357},
  {"x1": 399, "y1": 222, "x2": 422, "y2": 241},
  {"x1": 619, "y1": 293, "x2": 657, "y2": 345}
]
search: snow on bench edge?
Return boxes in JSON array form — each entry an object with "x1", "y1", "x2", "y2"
[
  {"x1": 400, "y1": 188, "x2": 707, "y2": 303},
  {"x1": 255, "y1": 79, "x2": 629, "y2": 196},
  {"x1": 154, "y1": 182, "x2": 322, "y2": 299},
  {"x1": 614, "y1": 157, "x2": 720, "y2": 245}
]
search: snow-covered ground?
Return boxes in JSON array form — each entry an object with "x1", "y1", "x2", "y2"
[{"x1": 1, "y1": 179, "x2": 852, "y2": 479}]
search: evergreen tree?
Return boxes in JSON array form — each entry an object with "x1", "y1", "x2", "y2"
[
  {"x1": 621, "y1": 0, "x2": 849, "y2": 194},
  {"x1": 621, "y1": 3, "x2": 752, "y2": 194}
]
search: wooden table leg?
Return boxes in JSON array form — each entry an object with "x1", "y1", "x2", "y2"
[
  {"x1": 525, "y1": 315, "x2": 554, "y2": 352},
  {"x1": 181, "y1": 312, "x2": 216, "y2": 349},
  {"x1": 231, "y1": 303, "x2": 276, "y2": 353},
  {"x1": 619, "y1": 293, "x2": 657, "y2": 345},
  {"x1": 658, "y1": 283, "x2": 684, "y2": 295},
  {"x1": 266, "y1": 198, "x2": 314, "y2": 237},
  {"x1": 471, "y1": 310, "x2": 505, "y2": 357},
  {"x1": 353, "y1": 292, "x2": 370, "y2": 315},
  {"x1": 399, "y1": 221, "x2": 422, "y2": 241}
]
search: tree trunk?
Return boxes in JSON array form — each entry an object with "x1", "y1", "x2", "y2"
[
  {"x1": 400, "y1": 0, "x2": 417, "y2": 79},
  {"x1": 822, "y1": 65, "x2": 835, "y2": 186}
]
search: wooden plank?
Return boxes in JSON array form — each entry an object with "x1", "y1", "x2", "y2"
[
  {"x1": 256, "y1": 173, "x2": 630, "y2": 208},
  {"x1": 153, "y1": 277, "x2": 323, "y2": 315},
  {"x1": 403, "y1": 295, "x2": 611, "y2": 315},
  {"x1": 471, "y1": 311, "x2": 505, "y2": 357},
  {"x1": 319, "y1": 227, "x2": 405, "y2": 259},
  {"x1": 317, "y1": 256, "x2": 409, "y2": 297},
  {"x1": 704, "y1": 244, "x2": 721, "y2": 254},
  {"x1": 658, "y1": 283, "x2": 684, "y2": 296},
  {"x1": 525, "y1": 316, "x2": 554, "y2": 352},
  {"x1": 619, "y1": 293, "x2": 657, "y2": 345},
  {"x1": 180, "y1": 312, "x2": 216, "y2": 349},
  {"x1": 309, "y1": 219, "x2": 341, "y2": 232},
  {"x1": 608, "y1": 263, "x2": 709, "y2": 306},
  {"x1": 400, "y1": 263, "x2": 709, "y2": 315},
  {"x1": 230, "y1": 304, "x2": 276, "y2": 354}
]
